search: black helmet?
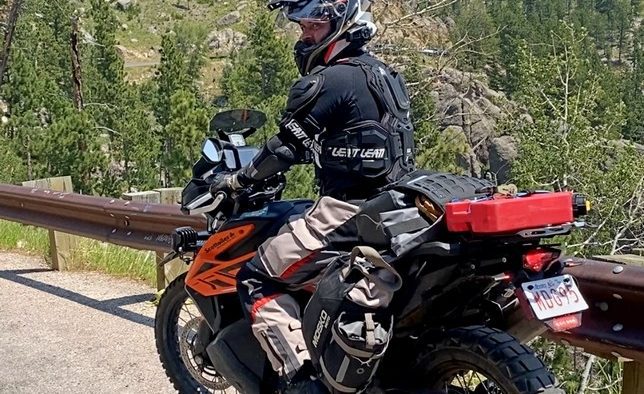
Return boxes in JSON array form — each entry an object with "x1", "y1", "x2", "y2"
[{"x1": 268, "y1": 0, "x2": 377, "y2": 75}]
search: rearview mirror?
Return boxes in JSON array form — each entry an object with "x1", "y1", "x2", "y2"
[
  {"x1": 209, "y1": 109, "x2": 267, "y2": 136},
  {"x1": 202, "y1": 139, "x2": 222, "y2": 163}
]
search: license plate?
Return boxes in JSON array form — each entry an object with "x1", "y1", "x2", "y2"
[{"x1": 521, "y1": 274, "x2": 589, "y2": 320}]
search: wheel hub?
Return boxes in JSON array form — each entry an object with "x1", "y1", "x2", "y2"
[{"x1": 178, "y1": 316, "x2": 230, "y2": 390}]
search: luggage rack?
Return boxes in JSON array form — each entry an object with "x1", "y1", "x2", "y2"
[
  {"x1": 516, "y1": 223, "x2": 573, "y2": 238},
  {"x1": 408, "y1": 223, "x2": 575, "y2": 259}
]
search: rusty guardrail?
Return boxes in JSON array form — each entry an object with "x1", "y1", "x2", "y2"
[
  {"x1": 550, "y1": 257, "x2": 644, "y2": 362},
  {"x1": 1, "y1": 183, "x2": 644, "y2": 374},
  {"x1": 0, "y1": 183, "x2": 205, "y2": 253}
]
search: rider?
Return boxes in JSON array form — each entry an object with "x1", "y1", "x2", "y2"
[{"x1": 211, "y1": 0, "x2": 415, "y2": 392}]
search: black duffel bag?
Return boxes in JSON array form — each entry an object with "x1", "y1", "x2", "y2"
[{"x1": 302, "y1": 246, "x2": 402, "y2": 393}]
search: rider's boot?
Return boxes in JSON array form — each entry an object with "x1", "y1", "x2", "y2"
[{"x1": 280, "y1": 361, "x2": 327, "y2": 394}]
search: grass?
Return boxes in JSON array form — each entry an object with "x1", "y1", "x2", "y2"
[
  {"x1": 68, "y1": 239, "x2": 157, "y2": 287},
  {"x1": 0, "y1": 220, "x2": 50, "y2": 256},
  {"x1": 113, "y1": 0, "x2": 243, "y2": 53},
  {"x1": 0, "y1": 219, "x2": 157, "y2": 287}
]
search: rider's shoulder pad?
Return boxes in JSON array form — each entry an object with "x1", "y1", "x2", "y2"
[{"x1": 286, "y1": 74, "x2": 324, "y2": 114}]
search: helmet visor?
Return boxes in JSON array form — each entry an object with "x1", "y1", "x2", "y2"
[{"x1": 283, "y1": 0, "x2": 348, "y2": 23}]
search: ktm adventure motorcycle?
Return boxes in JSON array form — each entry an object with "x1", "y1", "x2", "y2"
[{"x1": 155, "y1": 109, "x2": 591, "y2": 394}]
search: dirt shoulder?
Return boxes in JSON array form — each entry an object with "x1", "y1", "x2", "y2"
[{"x1": 0, "y1": 252, "x2": 175, "y2": 393}]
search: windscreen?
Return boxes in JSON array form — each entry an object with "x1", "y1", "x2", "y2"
[{"x1": 223, "y1": 147, "x2": 259, "y2": 170}]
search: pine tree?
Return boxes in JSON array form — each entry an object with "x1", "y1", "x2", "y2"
[
  {"x1": 162, "y1": 89, "x2": 210, "y2": 186},
  {"x1": 1, "y1": 0, "x2": 77, "y2": 182},
  {"x1": 40, "y1": 105, "x2": 106, "y2": 194},
  {"x1": 488, "y1": 0, "x2": 528, "y2": 93},
  {"x1": 153, "y1": 30, "x2": 193, "y2": 129},
  {"x1": 221, "y1": 7, "x2": 298, "y2": 138},
  {"x1": 153, "y1": 26, "x2": 209, "y2": 186},
  {"x1": 113, "y1": 86, "x2": 161, "y2": 192},
  {"x1": 449, "y1": 0, "x2": 500, "y2": 72},
  {"x1": 84, "y1": 0, "x2": 125, "y2": 115}
]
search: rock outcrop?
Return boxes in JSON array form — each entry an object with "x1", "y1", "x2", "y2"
[
  {"x1": 207, "y1": 28, "x2": 247, "y2": 57},
  {"x1": 428, "y1": 68, "x2": 516, "y2": 179}
]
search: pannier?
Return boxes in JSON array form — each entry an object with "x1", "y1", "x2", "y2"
[{"x1": 302, "y1": 246, "x2": 401, "y2": 393}]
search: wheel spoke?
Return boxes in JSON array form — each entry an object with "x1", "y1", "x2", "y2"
[
  {"x1": 478, "y1": 372, "x2": 491, "y2": 394},
  {"x1": 457, "y1": 372, "x2": 468, "y2": 390},
  {"x1": 438, "y1": 367, "x2": 511, "y2": 394},
  {"x1": 466, "y1": 370, "x2": 474, "y2": 388}
]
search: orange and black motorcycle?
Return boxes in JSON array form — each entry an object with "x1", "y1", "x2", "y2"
[{"x1": 155, "y1": 109, "x2": 590, "y2": 394}]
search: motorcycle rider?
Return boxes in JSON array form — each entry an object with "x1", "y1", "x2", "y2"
[{"x1": 210, "y1": 0, "x2": 416, "y2": 392}]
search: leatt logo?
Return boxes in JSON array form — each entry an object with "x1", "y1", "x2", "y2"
[
  {"x1": 330, "y1": 147, "x2": 386, "y2": 159},
  {"x1": 285, "y1": 120, "x2": 307, "y2": 140},
  {"x1": 312, "y1": 310, "x2": 330, "y2": 348},
  {"x1": 284, "y1": 120, "x2": 313, "y2": 148}
]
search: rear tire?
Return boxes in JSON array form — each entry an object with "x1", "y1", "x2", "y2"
[{"x1": 417, "y1": 326, "x2": 559, "y2": 394}]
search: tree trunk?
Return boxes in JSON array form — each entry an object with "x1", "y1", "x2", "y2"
[
  {"x1": 0, "y1": 0, "x2": 22, "y2": 88},
  {"x1": 70, "y1": 15, "x2": 84, "y2": 110}
]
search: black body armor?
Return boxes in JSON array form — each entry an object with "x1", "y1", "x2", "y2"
[
  {"x1": 240, "y1": 51, "x2": 416, "y2": 200},
  {"x1": 315, "y1": 56, "x2": 415, "y2": 197}
]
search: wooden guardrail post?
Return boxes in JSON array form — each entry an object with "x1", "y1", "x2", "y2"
[
  {"x1": 21, "y1": 176, "x2": 76, "y2": 270},
  {"x1": 155, "y1": 187, "x2": 187, "y2": 289},
  {"x1": 121, "y1": 191, "x2": 161, "y2": 204},
  {"x1": 623, "y1": 361, "x2": 644, "y2": 394}
]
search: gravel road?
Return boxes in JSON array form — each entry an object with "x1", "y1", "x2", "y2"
[{"x1": 0, "y1": 252, "x2": 176, "y2": 394}]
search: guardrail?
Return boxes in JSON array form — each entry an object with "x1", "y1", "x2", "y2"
[
  {"x1": 0, "y1": 183, "x2": 205, "y2": 252},
  {"x1": 1, "y1": 182, "x2": 643, "y2": 392}
]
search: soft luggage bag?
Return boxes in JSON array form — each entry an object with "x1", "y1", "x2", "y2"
[{"x1": 302, "y1": 246, "x2": 402, "y2": 393}]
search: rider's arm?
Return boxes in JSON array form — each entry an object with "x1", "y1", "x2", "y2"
[
  {"x1": 235, "y1": 133, "x2": 306, "y2": 185},
  {"x1": 234, "y1": 72, "x2": 333, "y2": 186}
]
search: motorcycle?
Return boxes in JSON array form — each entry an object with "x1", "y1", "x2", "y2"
[{"x1": 155, "y1": 109, "x2": 590, "y2": 394}]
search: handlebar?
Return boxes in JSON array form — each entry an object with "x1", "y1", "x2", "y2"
[{"x1": 192, "y1": 174, "x2": 286, "y2": 218}]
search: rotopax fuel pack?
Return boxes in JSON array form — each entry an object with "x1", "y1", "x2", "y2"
[{"x1": 444, "y1": 192, "x2": 574, "y2": 234}]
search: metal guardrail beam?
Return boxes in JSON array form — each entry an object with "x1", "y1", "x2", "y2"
[
  {"x1": 547, "y1": 257, "x2": 644, "y2": 362},
  {"x1": 0, "y1": 184, "x2": 205, "y2": 252},
  {"x1": 1, "y1": 183, "x2": 644, "y2": 363}
]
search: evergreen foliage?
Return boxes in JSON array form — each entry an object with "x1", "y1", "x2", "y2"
[
  {"x1": 449, "y1": 0, "x2": 499, "y2": 72},
  {"x1": 162, "y1": 89, "x2": 210, "y2": 186}
]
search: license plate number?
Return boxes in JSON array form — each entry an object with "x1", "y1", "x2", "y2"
[{"x1": 521, "y1": 275, "x2": 589, "y2": 320}]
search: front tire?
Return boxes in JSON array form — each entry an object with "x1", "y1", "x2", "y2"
[
  {"x1": 417, "y1": 326, "x2": 560, "y2": 394},
  {"x1": 155, "y1": 274, "x2": 234, "y2": 393}
]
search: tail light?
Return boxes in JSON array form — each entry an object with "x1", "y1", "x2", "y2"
[
  {"x1": 523, "y1": 248, "x2": 561, "y2": 272},
  {"x1": 545, "y1": 312, "x2": 583, "y2": 332}
]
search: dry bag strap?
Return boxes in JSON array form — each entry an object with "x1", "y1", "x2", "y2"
[
  {"x1": 349, "y1": 246, "x2": 403, "y2": 292},
  {"x1": 330, "y1": 313, "x2": 394, "y2": 360},
  {"x1": 365, "y1": 313, "x2": 376, "y2": 349}
]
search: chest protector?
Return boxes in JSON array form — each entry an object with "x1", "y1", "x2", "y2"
[{"x1": 319, "y1": 56, "x2": 416, "y2": 183}]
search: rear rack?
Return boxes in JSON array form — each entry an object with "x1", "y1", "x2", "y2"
[{"x1": 516, "y1": 223, "x2": 572, "y2": 238}]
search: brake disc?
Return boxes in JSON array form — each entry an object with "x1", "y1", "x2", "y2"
[{"x1": 179, "y1": 317, "x2": 231, "y2": 390}]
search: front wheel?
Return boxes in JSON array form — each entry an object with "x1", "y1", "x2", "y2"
[
  {"x1": 155, "y1": 273, "x2": 238, "y2": 393},
  {"x1": 417, "y1": 326, "x2": 561, "y2": 394}
]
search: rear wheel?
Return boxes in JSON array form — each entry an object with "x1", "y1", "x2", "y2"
[
  {"x1": 417, "y1": 326, "x2": 560, "y2": 394},
  {"x1": 155, "y1": 274, "x2": 239, "y2": 393}
]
